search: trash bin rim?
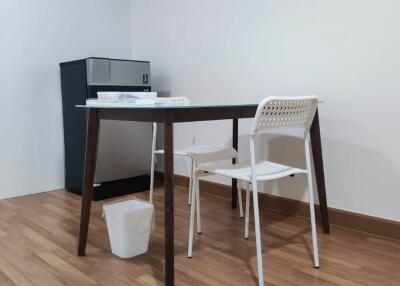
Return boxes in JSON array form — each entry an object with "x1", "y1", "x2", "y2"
[{"x1": 103, "y1": 199, "x2": 153, "y2": 216}]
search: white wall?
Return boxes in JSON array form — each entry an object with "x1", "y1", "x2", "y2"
[
  {"x1": 131, "y1": 0, "x2": 400, "y2": 222},
  {"x1": 0, "y1": 0, "x2": 132, "y2": 199}
]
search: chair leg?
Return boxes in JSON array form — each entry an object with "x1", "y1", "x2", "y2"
[
  {"x1": 149, "y1": 152, "x2": 155, "y2": 204},
  {"x1": 195, "y1": 170, "x2": 201, "y2": 234},
  {"x1": 188, "y1": 159, "x2": 194, "y2": 205},
  {"x1": 149, "y1": 123, "x2": 157, "y2": 203},
  {"x1": 188, "y1": 173, "x2": 197, "y2": 258},
  {"x1": 307, "y1": 176, "x2": 320, "y2": 268},
  {"x1": 238, "y1": 186, "x2": 244, "y2": 218},
  {"x1": 305, "y1": 132, "x2": 320, "y2": 268},
  {"x1": 252, "y1": 182, "x2": 264, "y2": 286},
  {"x1": 245, "y1": 182, "x2": 250, "y2": 239}
]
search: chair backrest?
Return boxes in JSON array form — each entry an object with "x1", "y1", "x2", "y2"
[
  {"x1": 251, "y1": 95, "x2": 318, "y2": 136},
  {"x1": 152, "y1": 97, "x2": 196, "y2": 146},
  {"x1": 169, "y1": 96, "x2": 191, "y2": 106}
]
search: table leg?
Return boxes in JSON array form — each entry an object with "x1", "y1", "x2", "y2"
[
  {"x1": 164, "y1": 112, "x2": 174, "y2": 285},
  {"x1": 231, "y1": 118, "x2": 238, "y2": 209},
  {"x1": 310, "y1": 108, "x2": 330, "y2": 234},
  {"x1": 78, "y1": 109, "x2": 100, "y2": 256}
]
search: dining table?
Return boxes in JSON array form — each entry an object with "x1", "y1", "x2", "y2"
[{"x1": 76, "y1": 102, "x2": 330, "y2": 286}]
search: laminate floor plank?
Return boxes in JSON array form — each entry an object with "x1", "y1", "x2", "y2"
[{"x1": 0, "y1": 186, "x2": 398, "y2": 285}]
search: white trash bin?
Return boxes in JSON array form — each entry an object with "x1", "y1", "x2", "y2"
[{"x1": 103, "y1": 199, "x2": 153, "y2": 259}]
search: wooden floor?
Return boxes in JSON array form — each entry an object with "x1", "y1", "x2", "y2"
[{"x1": 0, "y1": 186, "x2": 399, "y2": 286}]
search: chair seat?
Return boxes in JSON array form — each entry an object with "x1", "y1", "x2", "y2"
[
  {"x1": 155, "y1": 145, "x2": 232, "y2": 157},
  {"x1": 199, "y1": 160, "x2": 307, "y2": 182}
]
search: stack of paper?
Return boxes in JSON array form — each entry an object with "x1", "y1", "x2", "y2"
[
  {"x1": 97, "y1": 92, "x2": 157, "y2": 103},
  {"x1": 135, "y1": 97, "x2": 190, "y2": 106},
  {"x1": 86, "y1": 92, "x2": 191, "y2": 107}
]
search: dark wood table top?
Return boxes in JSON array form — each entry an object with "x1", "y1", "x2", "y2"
[{"x1": 78, "y1": 103, "x2": 259, "y2": 122}]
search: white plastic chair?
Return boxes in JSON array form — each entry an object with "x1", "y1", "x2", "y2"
[
  {"x1": 188, "y1": 96, "x2": 320, "y2": 286},
  {"x1": 148, "y1": 97, "x2": 244, "y2": 233}
]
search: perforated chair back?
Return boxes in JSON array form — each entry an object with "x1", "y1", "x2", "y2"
[
  {"x1": 182, "y1": 96, "x2": 191, "y2": 104},
  {"x1": 251, "y1": 95, "x2": 318, "y2": 135}
]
